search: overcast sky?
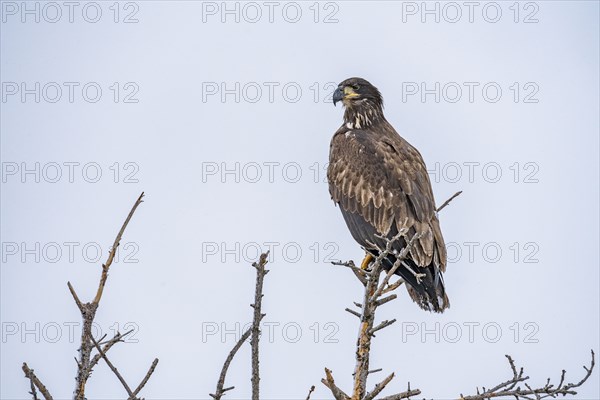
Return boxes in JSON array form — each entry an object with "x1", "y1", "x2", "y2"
[{"x1": 1, "y1": 1, "x2": 599, "y2": 399}]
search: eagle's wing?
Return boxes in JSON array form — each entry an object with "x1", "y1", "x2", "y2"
[{"x1": 327, "y1": 128, "x2": 446, "y2": 271}]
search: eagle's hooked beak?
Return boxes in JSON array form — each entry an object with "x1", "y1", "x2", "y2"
[{"x1": 333, "y1": 87, "x2": 344, "y2": 106}]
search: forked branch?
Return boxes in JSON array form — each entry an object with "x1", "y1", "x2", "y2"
[
  {"x1": 22, "y1": 192, "x2": 158, "y2": 400},
  {"x1": 210, "y1": 252, "x2": 270, "y2": 400},
  {"x1": 70, "y1": 192, "x2": 148, "y2": 399}
]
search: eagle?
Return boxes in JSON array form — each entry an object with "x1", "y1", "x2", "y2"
[{"x1": 327, "y1": 77, "x2": 449, "y2": 312}]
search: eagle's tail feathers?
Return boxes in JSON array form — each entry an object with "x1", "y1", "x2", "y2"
[{"x1": 380, "y1": 255, "x2": 449, "y2": 313}]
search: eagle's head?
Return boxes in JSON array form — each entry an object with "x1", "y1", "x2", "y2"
[
  {"x1": 333, "y1": 77, "x2": 383, "y2": 110},
  {"x1": 333, "y1": 78, "x2": 384, "y2": 129}
]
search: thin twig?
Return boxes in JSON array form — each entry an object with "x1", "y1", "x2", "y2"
[
  {"x1": 379, "y1": 388, "x2": 422, "y2": 400},
  {"x1": 375, "y1": 294, "x2": 397, "y2": 307},
  {"x1": 370, "y1": 319, "x2": 397, "y2": 336},
  {"x1": 28, "y1": 373, "x2": 39, "y2": 400},
  {"x1": 22, "y1": 363, "x2": 52, "y2": 400},
  {"x1": 90, "y1": 334, "x2": 134, "y2": 397},
  {"x1": 93, "y1": 192, "x2": 145, "y2": 306},
  {"x1": 381, "y1": 279, "x2": 404, "y2": 295},
  {"x1": 89, "y1": 330, "x2": 135, "y2": 370},
  {"x1": 305, "y1": 385, "x2": 316, "y2": 400},
  {"x1": 436, "y1": 190, "x2": 462, "y2": 213},
  {"x1": 332, "y1": 259, "x2": 367, "y2": 285},
  {"x1": 210, "y1": 328, "x2": 252, "y2": 399},
  {"x1": 364, "y1": 372, "x2": 395, "y2": 400},
  {"x1": 67, "y1": 282, "x2": 83, "y2": 312},
  {"x1": 345, "y1": 308, "x2": 362, "y2": 318},
  {"x1": 131, "y1": 358, "x2": 159, "y2": 399}
]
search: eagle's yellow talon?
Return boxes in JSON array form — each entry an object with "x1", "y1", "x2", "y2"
[{"x1": 360, "y1": 253, "x2": 374, "y2": 270}]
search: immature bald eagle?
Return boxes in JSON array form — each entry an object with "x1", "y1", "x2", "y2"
[{"x1": 328, "y1": 77, "x2": 449, "y2": 312}]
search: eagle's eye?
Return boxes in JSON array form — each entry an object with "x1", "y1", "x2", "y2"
[{"x1": 353, "y1": 84, "x2": 360, "y2": 91}]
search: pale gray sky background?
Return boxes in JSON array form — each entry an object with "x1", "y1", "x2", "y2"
[{"x1": 1, "y1": 1, "x2": 599, "y2": 399}]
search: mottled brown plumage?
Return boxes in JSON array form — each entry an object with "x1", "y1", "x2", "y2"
[{"x1": 328, "y1": 77, "x2": 449, "y2": 312}]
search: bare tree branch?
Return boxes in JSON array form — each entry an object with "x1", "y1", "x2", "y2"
[
  {"x1": 131, "y1": 358, "x2": 159, "y2": 398},
  {"x1": 22, "y1": 363, "x2": 52, "y2": 400},
  {"x1": 381, "y1": 279, "x2": 404, "y2": 295},
  {"x1": 351, "y1": 233, "x2": 413, "y2": 400},
  {"x1": 22, "y1": 193, "x2": 158, "y2": 400},
  {"x1": 90, "y1": 332, "x2": 159, "y2": 400},
  {"x1": 460, "y1": 351, "x2": 595, "y2": 400},
  {"x1": 72, "y1": 192, "x2": 146, "y2": 399},
  {"x1": 332, "y1": 259, "x2": 367, "y2": 285},
  {"x1": 89, "y1": 334, "x2": 134, "y2": 397},
  {"x1": 305, "y1": 385, "x2": 316, "y2": 400},
  {"x1": 251, "y1": 251, "x2": 269, "y2": 400},
  {"x1": 67, "y1": 281, "x2": 84, "y2": 312},
  {"x1": 210, "y1": 328, "x2": 252, "y2": 400},
  {"x1": 210, "y1": 252, "x2": 270, "y2": 400},
  {"x1": 93, "y1": 192, "x2": 145, "y2": 306},
  {"x1": 325, "y1": 233, "x2": 415, "y2": 400},
  {"x1": 67, "y1": 192, "x2": 144, "y2": 400},
  {"x1": 345, "y1": 307, "x2": 362, "y2": 318},
  {"x1": 436, "y1": 190, "x2": 462, "y2": 213},
  {"x1": 370, "y1": 319, "x2": 396, "y2": 336},
  {"x1": 364, "y1": 372, "x2": 395, "y2": 400},
  {"x1": 89, "y1": 329, "x2": 135, "y2": 371},
  {"x1": 28, "y1": 373, "x2": 39, "y2": 400},
  {"x1": 375, "y1": 294, "x2": 397, "y2": 308},
  {"x1": 379, "y1": 387, "x2": 421, "y2": 399},
  {"x1": 321, "y1": 368, "x2": 350, "y2": 400}
]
